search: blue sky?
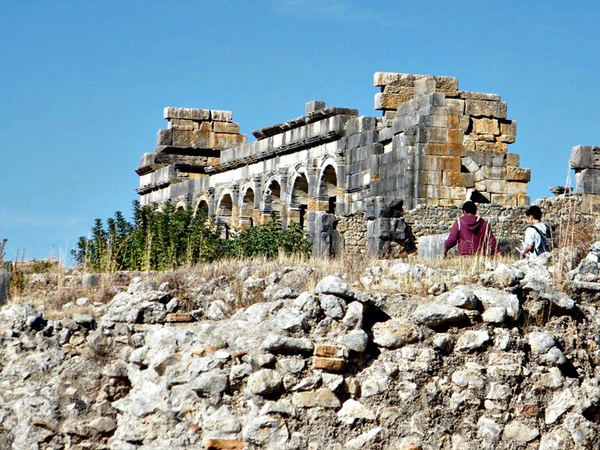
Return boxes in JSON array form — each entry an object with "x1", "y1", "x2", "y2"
[{"x1": 1, "y1": 1, "x2": 598, "y2": 263}]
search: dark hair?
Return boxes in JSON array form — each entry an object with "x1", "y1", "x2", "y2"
[
  {"x1": 461, "y1": 201, "x2": 477, "y2": 215},
  {"x1": 525, "y1": 205, "x2": 542, "y2": 220}
]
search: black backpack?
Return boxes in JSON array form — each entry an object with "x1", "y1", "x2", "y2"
[{"x1": 527, "y1": 225, "x2": 552, "y2": 255}]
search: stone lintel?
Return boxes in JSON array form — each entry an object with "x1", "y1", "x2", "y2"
[
  {"x1": 154, "y1": 145, "x2": 222, "y2": 157},
  {"x1": 252, "y1": 107, "x2": 359, "y2": 140},
  {"x1": 163, "y1": 107, "x2": 233, "y2": 122}
]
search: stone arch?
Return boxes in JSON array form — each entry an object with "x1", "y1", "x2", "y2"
[
  {"x1": 217, "y1": 191, "x2": 234, "y2": 228},
  {"x1": 263, "y1": 178, "x2": 282, "y2": 218},
  {"x1": 240, "y1": 187, "x2": 255, "y2": 229},
  {"x1": 318, "y1": 160, "x2": 339, "y2": 214},
  {"x1": 289, "y1": 169, "x2": 310, "y2": 229},
  {"x1": 193, "y1": 195, "x2": 210, "y2": 216}
]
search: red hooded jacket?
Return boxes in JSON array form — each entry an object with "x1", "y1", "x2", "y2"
[{"x1": 444, "y1": 214, "x2": 500, "y2": 256}]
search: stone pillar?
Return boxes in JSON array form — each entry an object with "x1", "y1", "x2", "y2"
[
  {"x1": 230, "y1": 183, "x2": 240, "y2": 229},
  {"x1": 278, "y1": 169, "x2": 289, "y2": 228},
  {"x1": 0, "y1": 269, "x2": 10, "y2": 306},
  {"x1": 207, "y1": 187, "x2": 216, "y2": 216},
  {"x1": 570, "y1": 146, "x2": 600, "y2": 194},
  {"x1": 313, "y1": 212, "x2": 343, "y2": 258}
]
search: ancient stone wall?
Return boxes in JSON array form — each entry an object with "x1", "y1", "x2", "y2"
[
  {"x1": 136, "y1": 72, "x2": 532, "y2": 256},
  {"x1": 335, "y1": 193, "x2": 600, "y2": 257},
  {"x1": 570, "y1": 145, "x2": 600, "y2": 196}
]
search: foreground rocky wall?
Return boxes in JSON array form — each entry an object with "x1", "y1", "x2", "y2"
[{"x1": 2, "y1": 245, "x2": 600, "y2": 448}]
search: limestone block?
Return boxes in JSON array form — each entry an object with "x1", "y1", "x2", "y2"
[
  {"x1": 461, "y1": 173, "x2": 475, "y2": 188},
  {"x1": 418, "y1": 114, "x2": 454, "y2": 128},
  {"x1": 579, "y1": 193, "x2": 600, "y2": 214},
  {"x1": 417, "y1": 93, "x2": 447, "y2": 111},
  {"x1": 205, "y1": 438, "x2": 245, "y2": 449},
  {"x1": 328, "y1": 115, "x2": 347, "y2": 135},
  {"x1": 367, "y1": 218, "x2": 392, "y2": 238},
  {"x1": 139, "y1": 152, "x2": 156, "y2": 168},
  {"x1": 397, "y1": 98, "x2": 418, "y2": 116},
  {"x1": 306, "y1": 120, "x2": 323, "y2": 137},
  {"x1": 374, "y1": 92, "x2": 413, "y2": 110},
  {"x1": 423, "y1": 143, "x2": 464, "y2": 157},
  {"x1": 506, "y1": 181, "x2": 528, "y2": 195},
  {"x1": 475, "y1": 141, "x2": 507, "y2": 153},
  {"x1": 460, "y1": 91, "x2": 502, "y2": 101},
  {"x1": 465, "y1": 99, "x2": 507, "y2": 119},
  {"x1": 166, "y1": 313, "x2": 194, "y2": 323},
  {"x1": 393, "y1": 115, "x2": 417, "y2": 134},
  {"x1": 466, "y1": 151, "x2": 504, "y2": 167},
  {"x1": 418, "y1": 170, "x2": 441, "y2": 186},
  {"x1": 420, "y1": 127, "x2": 449, "y2": 144},
  {"x1": 306, "y1": 100, "x2": 326, "y2": 114},
  {"x1": 157, "y1": 129, "x2": 172, "y2": 145},
  {"x1": 473, "y1": 118, "x2": 500, "y2": 135},
  {"x1": 292, "y1": 389, "x2": 341, "y2": 408},
  {"x1": 418, "y1": 234, "x2": 447, "y2": 259},
  {"x1": 213, "y1": 122, "x2": 240, "y2": 134},
  {"x1": 481, "y1": 166, "x2": 506, "y2": 180},
  {"x1": 140, "y1": 166, "x2": 176, "y2": 187},
  {"x1": 374, "y1": 72, "x2": 414, "y2": 87},
  {"x1": 506, "y1": 153, "x2": 520, "y2": 167},
  {"x1": 461, "y1": 156, "x2": 480, "y2": 173},
  {"x1": 445, "y1": 98, "x2": 466, "y2": 114},
  {"x1": 313, "y1": 356, "x2": 345, "y2": 371},
  {"x1": 576, "y1": 168, "x2": 600, "y2": 194},
  {"x1": 414, "y1": 77, "x2": 436, "y2": 96},
  {"x1": 168, "y1": 118, "x2": 195, "y2": 131},
  {"x1": 474, "y1": 181, "x2": 487, "y2": 191},
  {"x1": 314, "y1": 344, "x2": 348, "y2": 358},
  {"x1": 163, "y1": 107, "x2": 211, "y2": 120},
  {"x1": 197, "y1": 121, "x2": 213, "y2": 132},
  {"x1": 171, "y1": 130, "x2": 202, "y2": 148},
  {"x1": 570, "y1": 145, "x2": 594, "y2": 169},
  {"x1": 428, "y1": 75, "x2": 459, "y2": 96},
  {"x1": 498, "y1": 120, "x2": 517, "y2": 143},
  {"x1": 418, "y1": 184, "x2": 440, "y2": 199},
  {"x1": 442, "y1": 171, "x2": 463, "y2": 187},
  {"x1": 215, "y1": 133, "x2": 246, "y2": 150},
  {"x1": 154, "y1": 153, "x2": 209, "y2": 167},
  {"x1": 211, "y1": 110, "x2": 233, "y2": 122},
  {"x1": 487, "y1": 179, "x2": 506, "y2": 193},
  {"x1": 490, "y1": 193, "x2": 508, "y2": 205},
  {"x1": 463, "y1": 137, "x2": 476, "y2": 151},
  {"x1": 506, "y1": 167, "x2": 531, "y2": 182}
]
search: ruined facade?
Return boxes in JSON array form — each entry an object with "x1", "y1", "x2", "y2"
[{"x1": 136, "y1": 72, "x2": 531, "y2": 255}]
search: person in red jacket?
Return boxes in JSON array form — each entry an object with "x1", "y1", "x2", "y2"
[{"x1": 443, "y1": 201, "x2": 500, "y2": 257}]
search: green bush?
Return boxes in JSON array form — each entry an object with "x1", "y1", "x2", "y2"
[{"x1": 72, "y1": 202, "x2": 312, "y2": 271}]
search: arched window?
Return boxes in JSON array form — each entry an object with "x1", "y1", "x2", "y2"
[
  {"x1": 320, "y1": 165, "x2": 338, "y2": 214},
  {"x1": 291, "y1": 173, "x2": 309, "y2": 229}
]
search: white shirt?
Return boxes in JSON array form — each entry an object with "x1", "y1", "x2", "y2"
[{"x1": 524, "y1": 222, "x2": 548, "y2": 255}]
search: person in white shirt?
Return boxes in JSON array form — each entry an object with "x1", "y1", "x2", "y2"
[{"x1": 520, "y1": 205, "x2": 551, "y2": 258}]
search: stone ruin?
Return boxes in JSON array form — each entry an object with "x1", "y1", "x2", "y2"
[{"x1": 136, "y1": 72, "x2": 532, "y2": 256}]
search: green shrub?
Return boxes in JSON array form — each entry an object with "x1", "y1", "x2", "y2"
[{"x1": 72, "y1": 203, "x2": 312, "y2": 271}]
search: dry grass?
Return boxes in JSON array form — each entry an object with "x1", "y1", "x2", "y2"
[{"x1": 6, "y1": 213, "x2": 598, "y2": 319}]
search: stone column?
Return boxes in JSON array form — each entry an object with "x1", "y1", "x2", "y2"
[{"x1": 0, "y1": 269, "x2": 10, "y2": 306}]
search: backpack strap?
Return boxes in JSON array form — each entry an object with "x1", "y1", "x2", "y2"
[
  {"x1": 527, "y1": 224, "x2": 550, "y2": 239},
  {"x1": 527, "y1": 224, "x2": 552, "y2": 250}
]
